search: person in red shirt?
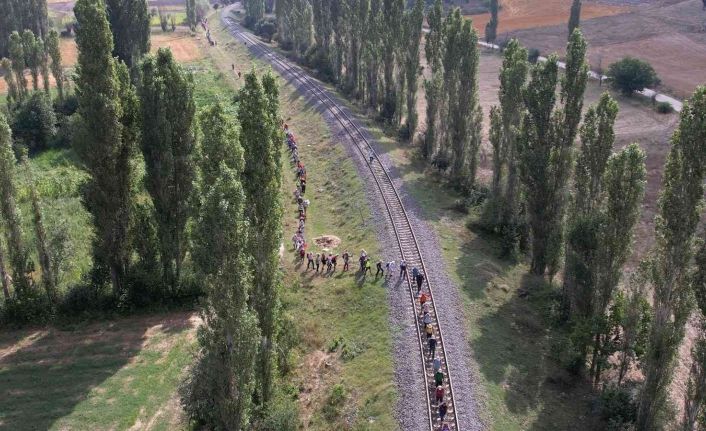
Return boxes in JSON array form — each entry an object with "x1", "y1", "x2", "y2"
[{"x1": 435, "y1": 385, "x2": 445, "y2": 404}]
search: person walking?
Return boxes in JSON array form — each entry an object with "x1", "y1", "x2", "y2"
[
  {"x1": 415, "y1": 272, "x2": 425, "y2": 295},
  {"x1": 306, "y1": 252, "x2": 314, "y2": 270},
  {"x1": 375, "y1": 260, "x2": 384, "y2": 278},
  {"x1": 364, "y1": 258, "x2": 372, "y2": 275},
  {"x1": 385, "y1": 261, "x2": 395, "y2": 279},
  {"x1": 326, "y1": 253, "x2": 333, "y2": 272},
  {"x1": 368, "y1": 148, "x2": 375, "y2": 163},
  {"x1": 438, "y1": 402, "x2": 448, "y2": 423},
  {"x1": 411, "y1": 266, "x2": 419, "y2": 280},
  {"x1": 315, "y1": 253, "x2": 321, "y2": 273},
  {"x1": 399, "y1": 259, "x2": 407, "y2": 278},
  {"x1": 342, "y1": 250, "x2": 350, "y2": 271},
  {"x1": 423, "y1": 311, "x2": 432, "y2": 327},
  {"x1": 433, "y1": 355, "x2": 442, "y2": 373},
  {"x1": 434, "y1": 369, "x2": 444, "y2": 387},
  {"x1": 429, "y1": 333, "x2": 437, "y2": 359},
  {"x1": 332, "y1": 254, "x2": 339, "y2": 271},
  {"x1": 359, "y1": 252, "x2": 367, "y2": 272},
  {"x1": 425, "y1": 323, "x2": 433, "y2": 339},
  {"x1": 441, "y1": 423, "x2": 451, "y2": 431},
  {"x1": 435, "y1": 384, "x2": 445, "y2": 404}
]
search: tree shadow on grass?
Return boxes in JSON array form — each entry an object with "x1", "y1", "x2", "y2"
[
  {"x1": 472, "y1": 271, "x2": 600, "y2": 430},
  {"x1": 0, "y1": 313, "x2": 192, "y2": 431}
]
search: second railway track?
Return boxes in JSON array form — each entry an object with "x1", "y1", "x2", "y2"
[{"x1": 223, "y1": 16, "x2": 462, "y2": 431}]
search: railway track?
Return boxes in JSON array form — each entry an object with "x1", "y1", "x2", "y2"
[{"x1": 223, "y1": 16, "x2": 462, "y2": 431}]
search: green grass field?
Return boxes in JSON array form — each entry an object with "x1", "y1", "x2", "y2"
[{"x1": 0, "y1": 312, "x2": 195, "y2": 431}]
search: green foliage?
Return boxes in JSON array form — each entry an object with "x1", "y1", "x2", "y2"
[
  {"x1": 607, "y1": 57, "x2": 658, "y2": 96},
  {"x1": 403, "y1": 0, "x2": 424, "y2": 139},
  {"x1": 9, "y1": 91, "x2": 57, "y2": 153},
  {"x1": 185, "y1": 0, "x2": 197, "y2": 30},
  {"x1": 2, "y1": 58, "x2": 20, "y2": 105},
  {"x1": 655, "y1": 101, "x2": 672, "y2": 114},
  {"x1": 238, "y1": 70, "x2": 283, "y2": 405},
  {"x1": 0, "y1": 112, "x2": 32, "y2": 299},
  {"x1": 73, "y1": 0, "x2": 138, "y2": 296},
  {"x1": 519, "y1": 29, "x2": 588, "y2": 277},
  {"x1": 183, "y1": 102, "x2": 259, "y2": 428},
  {"x1": 276, "y1": 0, "x2": 313, "y2": 56},
  {"x1": 45, "y1": 30, "x2": 63, "y2": 100},
  {"x1": 0, "y1": 0, "x2": 48, "y2": 60},
  {"x1": 568, "y1": 0, "x2": 581, "y2": 39},
  {"x1": 22, "y1": 30, "x2": 41, "y2": 91},
  {"x1": 485, "y1": 0, "x2": 498, "y2": 44},
  {"x1": 322, "y1": 384, "x2": 347, "y2": 421},
  {"x1": 243, "y1": 0, "x2": 266, "y2": 28},
  {"x1": 107, "y1": 0, "x2": 151, "y2": 68},
  {"x1": 138, "y1": 48, "x2": 196, "y2": 292},
  {"x1": 637, "y1": 87, "x2": 706, "y2": 429},
  {"x1": 8, "y1": 32, "x2": 28, "y2": 99},
  {"x1": 599, "y1": 386, "x2": 637, "y2": 429}
]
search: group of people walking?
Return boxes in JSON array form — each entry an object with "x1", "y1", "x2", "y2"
[
  {"x1": 285, "y1": 124, "x2": 450, "y2": 428},
  {"x1": 287, "y1": 124, "x2": 314, "y2": 266}
]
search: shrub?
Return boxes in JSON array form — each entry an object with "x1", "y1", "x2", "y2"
[
  {"x1": 528, "y1": 48, "x2": 541, "y2": 64},
  {"x1": 256, "y1": 18, "x2": 276, "y2": 43},
  {"x1": 599, "y1": 386, "x2": 637, "y2": 430},
  {"x1": 1, "y1": 289, "x2": 51, "y2": 326},
  {"x1": 655, "y1": 101, "x2": 672, "y2": 114},
  {"x1": 10, "y1": 92, "x2": 57, "y2": 154},
  {"x1": 258, "y1": 394, "x2": 298, "y2": 431},
  {"x1": 608, "y1": 57, "x2": 658, "y2": 96},
  {"x1": 56, "y1": 282, "x2": 116, "y2": 320},
  {"x1": 322, "y1": 384, "x2": 347, "y2": 421}
]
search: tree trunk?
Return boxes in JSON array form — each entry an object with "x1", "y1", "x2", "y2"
[{"x1": 0, "y1": 243, "x2": 10, "y2": 300}]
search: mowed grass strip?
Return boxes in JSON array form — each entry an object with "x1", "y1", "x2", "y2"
[
  {"x1": 204, "y1": 13, "x2": 398, "y2": 430},
  {"x1": 0, "y1": 312, "x2": 197, "y2": 431}
]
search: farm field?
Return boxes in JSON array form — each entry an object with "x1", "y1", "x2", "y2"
[{"x1": 468, "y1": 0, "x2": 706, "y2": 98}]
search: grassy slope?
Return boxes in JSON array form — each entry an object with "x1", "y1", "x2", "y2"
[
  {"x1": 206, "y1": 14, "x2": 398, "y2": 429},
  {"x1": 0, "y1": 312, "x2": 196, "y2": 431}
]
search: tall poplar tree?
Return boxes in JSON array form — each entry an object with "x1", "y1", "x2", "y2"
[
  {"x1": 0, "y1": 113, "x2": 31, "y2": 297},
  {"x1": 107, "y1": 0, "x2": 151, "y2": 68},
  {"x1": 1, "y1": 58, "x2": 19, "y2": 105},
  {"x1": 403, "y1": 0, "x2": 424, "y2": 139},
  {"x1": 636, "y1": 87, "x2": 706, "y2": 430},
  {"x1": 20, "y1": 149, "x2": 56, "y2": 303},
  {"x1": 185, "y1": 0, "x2": 196, "y2": 30},
  {"x1": 139, "y1": 48, "x2": 196, "y2": 292},
  {"x1": 39, "y1": 38, "x2": 50, "y2": 94},
  {"x1": 8, "y1": 32, "x2": 27, "y2": 99},
  {"x1": 22, "y1": 30, "x2": 41, "y2": 91},
  {"x1": 238, "y1": 70, "x2": 283, "y2": 405},
  {"x1": 519, "y1": 29, "x2": 588, "y2": 276},
  {"x1": 45, "y1": 30, "x2": 63, "y2": 100},
  {"x1": 182, "y1": 103, "x2": 259, "y2": 429},
  {"x1": 485, "y1": 0, "x2": 499, "y2": 44},
  {"x1": 568, "y1": 0, "x2": 582, "y2": 38},
  {"x1": 423, "y1": 0, "x2": 443, "y2": 160},
  {"x1": 73, "y1": 0, "x2": 137, "y2": 295},
  {"x1": 564, "y1": 93, "x2": 619, "y2": 318}
]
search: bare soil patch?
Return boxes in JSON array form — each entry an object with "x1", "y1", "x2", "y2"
[
  {"x1": 314, "y1": 235, "x2": 341, "y2": 249},
  {"x1": 467, "y1": 0, "x2": 628, "y2": 34},
  {"x1": 501, "y1": 0, "x2": 706, "y2": 97}
]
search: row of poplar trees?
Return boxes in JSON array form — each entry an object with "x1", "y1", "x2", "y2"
[
  {"x1": 2, "y1": 29, "x2": 64, "y2": 104},
  {"x1": 276, "y1": 0, "x2": 426, "y2": 138},
  {"x1": 0, "y1": 0, "x2": 48, "y2": 59},
  {"x1": 483, "y1": 24, "x2": 706, "y2": 431},
  {"x1": 269, "y1": 0, "x2": 706, "y2": 426},
  {"x1": 6, "y1": 0, "x2": 286, "y2": 426},
  {"x1": 72, "y1": 0, "x2": 284, "y2": 427}
]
